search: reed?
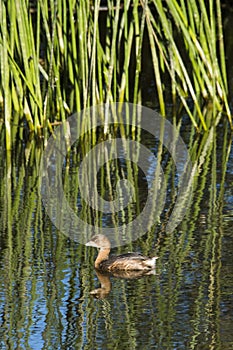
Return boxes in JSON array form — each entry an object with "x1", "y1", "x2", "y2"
[{"x1": 0, "y1": 0, "x2": 232, "y2": 150}]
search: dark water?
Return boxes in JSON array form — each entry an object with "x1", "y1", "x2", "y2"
[{"x1": 1, "y1": 8, "x2": 233, "y2": 350}]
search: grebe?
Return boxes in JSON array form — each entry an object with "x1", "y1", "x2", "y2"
[{"x1": 85, "y1": 234, "x2": 158, "y2": 271}]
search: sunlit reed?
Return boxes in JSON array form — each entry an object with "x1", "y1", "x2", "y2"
[{"x1": 0, "y1": 0, "x2": 232, "y2": 150}]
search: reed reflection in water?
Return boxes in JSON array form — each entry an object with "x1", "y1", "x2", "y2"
[{"x1": 0, "y1": 116, "x2": 233, "y2": 349}]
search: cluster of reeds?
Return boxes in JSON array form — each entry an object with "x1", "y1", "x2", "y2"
[
  {"x1": 0, "y1": 0, "x2": 232, "y2": 150},
  {"x1": 144, "y1": 0, "x2": 232, "y2": 128}
]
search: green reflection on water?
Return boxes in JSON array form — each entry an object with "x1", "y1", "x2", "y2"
[{"x1": 0, "y1": 117, "x2": 232, "y2": 350}]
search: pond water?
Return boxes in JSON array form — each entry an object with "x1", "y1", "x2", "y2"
[
  {"x1": 1, "y1": 6, "x2": 233, "y2": 350},
  {"x1": 1, "y1": 113, "x2": 232, "y2": 350}
]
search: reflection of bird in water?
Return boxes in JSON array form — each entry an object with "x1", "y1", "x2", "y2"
[
  {"x1": 89, "y1": 270, "x2": 112, "y2": 299},
  {"x1": 85, "y1": 234, "x2": 158, "y2": 272},
  {"x1": 90, "y1": 269, "x2": 156, "y2": 299}
]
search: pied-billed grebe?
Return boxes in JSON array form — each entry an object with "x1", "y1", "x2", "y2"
[{"x1": 85, "y1": 234, "x2": 158, "y2": 271}]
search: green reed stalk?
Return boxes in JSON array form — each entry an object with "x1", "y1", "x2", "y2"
[
  {"x1": 133, "y1": 0, "x2": 144, "y2": 105},
  {"x1": 118, "y1": 0, "x2": 131, "y2": 102},
  {"x1": 216, "y1": 0, "x2": 227, "y2": 90},
  {"x1": 0, "y1": 1, "x2": 11, "y2": 150},
  {"x1": 102, "y1": 0, "x2": 121, "y2": 133},
  {"x1": 107, "y1": 0, "x2": 121, "y2": 104},
  {"x1": 145, "y1": 1, "x2": 166, "y2": 116},
  {"x1": 15, "y1": 1, "x2": 43, "y2": 128}
]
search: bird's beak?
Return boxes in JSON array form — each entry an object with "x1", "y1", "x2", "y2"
[{"x1": 85, "y1": 241, "x2": 98, "y2": 248}]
